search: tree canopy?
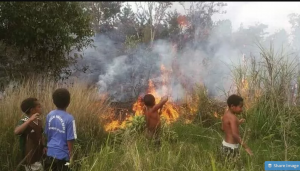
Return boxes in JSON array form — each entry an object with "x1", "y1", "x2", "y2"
[
  {"x1": 0, "y1": 2, "x2": 300, "y2": 90},
  {"x1": 0, "y1": 2, "x2": 93, "y2": 85}
]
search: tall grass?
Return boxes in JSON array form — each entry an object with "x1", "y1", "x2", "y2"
[
  {"x1": 232, "y1": 42, "x2": 300, "y2": 161},
  {"x1": 0, "y1": 77, "x2": 109, "y2": 170},
  {"x1": 1, "y1": 42, "x2": 300, "y2": 171}
]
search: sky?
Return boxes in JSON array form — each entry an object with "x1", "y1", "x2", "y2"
[
  {"x1": 209, "y1": 2, "x2": 300, "y2": 34},
  {"x1": 130, "y1": 2, "x2": 300, "y2": 35}
]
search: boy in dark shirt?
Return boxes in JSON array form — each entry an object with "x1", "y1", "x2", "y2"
[{"x1": 14, "y1": 97, "x2": 45, "y2": 171}]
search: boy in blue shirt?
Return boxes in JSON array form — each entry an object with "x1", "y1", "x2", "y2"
[{"x1": 44, "y1": 88, "x2": 77, "y2": 171}]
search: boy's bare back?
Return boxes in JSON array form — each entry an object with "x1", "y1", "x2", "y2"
[
  {"x1": 145, "y1": 107, "x2": 161, "y2": 133},
  {"x1": 143, "y1": 94, "x2": 168, "y2": 136}
]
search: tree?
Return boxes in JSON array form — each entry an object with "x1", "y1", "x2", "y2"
[
  {"x1": 232, "y1": 22, "x2": 268, "y2": 50},
  {"x1": 83, "y1": 2, "x2": 123, "y2": 33},
  {"x1": 163, "y1": 10, "x2": 182, "y2": 41},
  {"x1": 116, "y1": 3, "x2": 138, "y2": 37},
  {"x1": 135, "y1": 2, "x2": 173, "y2": 45},
  {"x1": 207, "y1": 19, "x2": 233, "y2": 53},
  {"x1": 179, "y1": 2, "x2": 227, "y2": 43},
  {"x1": 0, "y1": 2, "x2": 93, "y2": 82},
  {"x1": 264, "y1": 29, "x2": 290, "y2": 49},
  {"x1": 289, "y1": 13, "x2": 300, "y2": 53},
  {"x1": 288, "y1": 13, "x2": 300, "y2": 81},
  {"x1": 213, "y1": 19, "x2": 232, "y2": 38}
]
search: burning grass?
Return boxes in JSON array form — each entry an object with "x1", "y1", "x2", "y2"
[
  {"x1": 103, "y1": 79, "x2": 181, "y2": 132},
  {"x1": 1, "y1": 76, "x2": 300, "y2": 171},
  {"x1": 103, "y1": 63, "x2": 183, "y2": 132},
  {"x1": 103, "y1": 63, "x2": 225, "y2": 132},
  {"x1": 1, "y1": 43, "x2": 300, "y2": 171}
]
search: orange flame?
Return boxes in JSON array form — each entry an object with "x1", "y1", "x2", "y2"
[
  {"x1": 180, "y1": 93, "x2": 200, "y2": 124},
  {"x1": 177, "y1": 15, "x2": 188, "y2": 28},
  {"x1": 104, "y1": 65, "x2": 180, "y2": 132},
  {"x1": 132, "y1": 97, "x2": 144, "y2": 116},
  {"x1": 134, "y1": 79, "x2": 180, "y2": 124},
  {"x1": 103, "y1": 108, "x2": 131, "y2": 132}
]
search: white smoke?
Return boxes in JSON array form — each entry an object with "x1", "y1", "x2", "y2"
[
  {"x1": 89, "y1": 35, "x2": 245, "y2": 101},
  {"x1": 97, "y1": 55, "x2": 128, "y2": 93},
  {"x1": 75, "y1": 4, "x2": 299, "y2": 102}
]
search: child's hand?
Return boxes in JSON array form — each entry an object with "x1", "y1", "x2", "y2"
[
  {"x1": 239, "y1": 118, "x2": 245, "y2": 124},
  {"x1": 43, "y1": 147, "x2": 47, "y2": 155},
  {"x1": 245, "y1": 147, "x2": 253, "y2": 156},
  {"x1": 29, "y1": 113, "x2": 40, "y2": 121},
  {"x1": 161, "y1": 95, "x2": 168, "y2": 101},
  {"x1": 66, "y1": 158, "x2": 74, "y2": 168}
]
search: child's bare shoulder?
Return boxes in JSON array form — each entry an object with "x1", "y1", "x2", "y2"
[
  {"x1": 223, "y1": 111, "x2": 231, "y2": 119},
  {"x1": 228, "y1": 113, "x2": 238, "y2": 123},
  {"x1": 224, "y1": 111, "x2": 237, "y2": 121}
]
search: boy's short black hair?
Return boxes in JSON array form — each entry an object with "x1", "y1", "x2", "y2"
[
  {"x1": 52, "y1": 88, "x2": 70, "y2": 109},
  {"x1": 143, "y1": 94, "x2": 155, "y2": 107},
  {"x1": 227, "y1": 94, "x2": 243, "y2": 107},
  {"x1": 21, "y1": 97, "x2": 38, "y2": 114}
]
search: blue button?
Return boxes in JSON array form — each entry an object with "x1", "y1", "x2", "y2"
[{"x1": 265, "y1": 161, "x2": 300, "y2": 170}]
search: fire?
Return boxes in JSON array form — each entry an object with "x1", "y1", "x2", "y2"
[
  {"x1": 133, "y1": 79, "x2": 180, "y2": 124},
  {"x1": 104, "y1": 120, "x2": 123, "y2": 131},
  {"x1": 147, "y1": 79, "x2": 158, "y2": 96},
  {"x1": 104, "y1": 65, "x2": 180, "y2": 132},
  {"x1": 103, "y1": 109, "x2": 134, "y2": 132},
  {"x1": 132, "y1": 97, "x2": 144, "y2": 116},
  {"x1": 180, "y1": 93, "x2": 200, "y2": 124},
  {"x1": 177, "y1": 15, "x2": 188, "y2": 28}
]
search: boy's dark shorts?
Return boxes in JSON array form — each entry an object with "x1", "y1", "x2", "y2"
[
  {"x1": 219, "y1": 140, "x2": 244, "y2": 170},
  {"x1": 145, "y1": 129, "x2": 161, "y2": 147},
  {"x1": 43, "y1": 156, "x2": 71, "y2": 171},
  {"x1": 220, "y1": 140, "x2": 240, "y2": 158}
]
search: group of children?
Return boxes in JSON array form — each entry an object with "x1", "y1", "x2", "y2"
[
  {"x1": 15, "y1": 87, "x2": 252, "y2": 171},
  {"x1": 15, "y1": 88, "x2": 75, "y2": 171},
  {"x1": 143, "y1": 93, "x2": 253, "y2": 158}
]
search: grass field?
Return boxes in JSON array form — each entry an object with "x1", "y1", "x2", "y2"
[{"x1": 1, "y1": 45, "x2": 300, "y2": 171}]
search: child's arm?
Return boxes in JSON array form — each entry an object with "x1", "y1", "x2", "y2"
[
  {"x1": 67, "y1": 140, "x2": 74, "y2": 159},
  {"x1": 42, "y1": 130, "x2": 48, "y2": 154},
  {"x1": 150, "y1": 95, "x2": 168, "y2": 113},
  {"x1": 66, "y1": 118, "x2": 77, "y2": 161},
  {"x1": 230, "y1": 118, "x2": 242, "y2": 144},
  {"x1": 230, "y1": 117, "x2": 253, "y2": 155},
  {"x1": 14, "y1": 113, "x2": 39, "y2": 135},
  {"x1": 43, "y1": 116, "x2": 48, "y2": 149},
  {"x1": 42, "y1": 133, "x2": 47, "y2": 146}
]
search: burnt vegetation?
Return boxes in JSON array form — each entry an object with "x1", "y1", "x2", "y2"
[{"x1": 1, "y1": 2, "x2": 300, "y2": 171}]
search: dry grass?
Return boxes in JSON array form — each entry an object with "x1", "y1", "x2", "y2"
[
  {"x1": 1, "y1": 42, "x2": 300, "y2": 171},
  {"x1": 0, "y1": 77, "x2": 109, "y2": 170}
]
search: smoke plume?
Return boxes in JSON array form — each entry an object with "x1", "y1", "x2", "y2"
[{"x1": 75, "y1": 14, "x2": 296, "y2": 102}]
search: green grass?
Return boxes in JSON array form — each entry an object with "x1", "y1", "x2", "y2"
[
  {"x1": 0, "y1": 78, "x2": 299, "y2": 171},
  {"x1": 1, "y1": 43, "x2": 300, "y2": 171},
  {"x1": 75, "y1": 121, "x2": 291, "y2": 171}
]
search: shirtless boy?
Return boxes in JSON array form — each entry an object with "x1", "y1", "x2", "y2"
[
  {"x1": 221, "y1": 94, "x2": 253, "y2": 158},
  {"x1": 143, "y1": 94, "x2": 168, "y2": 145}
]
